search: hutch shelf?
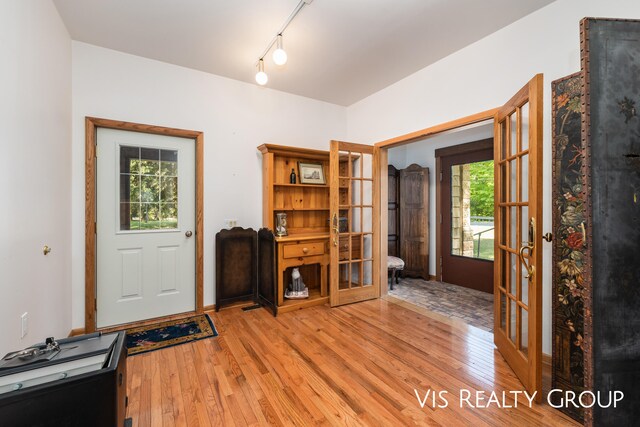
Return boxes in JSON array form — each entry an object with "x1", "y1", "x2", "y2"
[{"x1": 258, "y1": 144, "x2": 334, "y2": 313}]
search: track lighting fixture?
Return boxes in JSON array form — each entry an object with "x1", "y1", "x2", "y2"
[{"x1": 253, "y1": 0, "x2": 313, "y2": 86}]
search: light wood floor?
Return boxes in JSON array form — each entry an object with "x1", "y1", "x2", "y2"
[{"x1": 125, "y1": 299, "x2": 579, "y2": 426}]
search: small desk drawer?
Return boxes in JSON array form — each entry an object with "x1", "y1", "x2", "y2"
[{"x1": 283, "y1": 241, "x2": 325, "y2": 258}]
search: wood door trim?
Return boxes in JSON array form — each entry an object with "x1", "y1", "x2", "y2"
[
  {"x1": 378, "y1": 148, "x2": 389, "y2": 296},
  {"x1": 377, "y1": 110, "x2": 498, "y2": 298},
  {"x1": 435, "y1": 138, "x2": 494, "y2": 281},
  {"x1": 434, "y1": 138, "x2": 494, "y2": 158},
  {"x1": 85, "y1": 117, "x2": 204, "y2": 333},
  {"x1": 435, "y1": 156, "x2": 442, "y2": 280},
  {"x1": 374, "y1": 108, "x2": 499, "y2": 149},
  {"x1": 438, "y1": 146, "x2": 494, "y2": 292}
]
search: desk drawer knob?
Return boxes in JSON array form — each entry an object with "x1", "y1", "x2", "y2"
[{"x1": 302, "y1": 247, "x2": 309, "y2": 254}]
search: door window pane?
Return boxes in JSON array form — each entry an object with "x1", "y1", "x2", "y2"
[
  {"x1": 363, "y1": 261, "x2": 373, "y2": 287},
  {"x1": 363, "y1": 180, "x2": 372, "y2": 205},
  {"x1": 520, "y1": 307, "x2": 529, "y2": 356},
  {"x1": 500, "y1": 291, "x2": 507, "y2": 331},
  {"x1": 510, "y1": 298, "x2": 517, "y2": 344},
  {"x1": 351, "y1": 179, "x2": 361, "y2": 205},
  {"x1": 362, "y1": 154, "x2": 373, "y2": 179},
  {"x1": 521, "y1": 103, "x2": 529, "y2": 151},
  {"x1": 140, "y1": 147, "x2": 160, "y2": 175},
  {"x1": 510, "y1": 112, "x2": 517, "y2": 157},
  {"x1": 120, "y1": 146, "x2": 178, "y2": 231},
  {"x1": 339, "y1": 263, "x2": 349, "y2": 290},
  {"x1": 161, "y1": 150, "x2": 178, "y2": 176},
  {"x1": 521, "y1": 154, "x2": 529, "y2": 202},
  {"x1": 450, "y1": 160, "x2": 494, "y2": 260}
]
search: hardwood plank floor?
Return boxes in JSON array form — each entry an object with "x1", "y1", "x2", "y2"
[{"x1": 126, "y1": 300, "x2": 579, "y2": 426}]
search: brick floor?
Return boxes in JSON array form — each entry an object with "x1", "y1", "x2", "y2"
[{"x1": 388, "y1": 278, "x2": 494, "y2": 332}]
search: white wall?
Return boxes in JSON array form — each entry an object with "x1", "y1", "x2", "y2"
[
  {"x1": 348, "y1": 0, "x2": 640, "y2": 354},
  {"x1": 0, "y1": 1, "x2": 72, "y2": 355},
  {"x1": 71, "y1": 42, "x2": 347, "y2": 328}
]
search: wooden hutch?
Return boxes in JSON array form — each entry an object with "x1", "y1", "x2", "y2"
[{"x1": 258, "y1": 144, "x2": 333, "y2": 313}]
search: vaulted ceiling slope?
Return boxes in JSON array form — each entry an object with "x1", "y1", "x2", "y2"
[{"x1": 53, "y1": 0, "x2": 555, "y2": 106}]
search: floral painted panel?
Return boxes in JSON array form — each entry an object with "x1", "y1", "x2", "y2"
[{"x1": 551, "y1": 73, "x2": 585, "y2": 423}]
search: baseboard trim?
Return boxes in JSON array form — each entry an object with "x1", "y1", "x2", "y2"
[
  {"x1": 70, "y1": 307, "x2": 216, "y2": 337},
  {"x1": 429, "y1": 275, "x2": 437, "y2": 281},
  {"x1": 68, "y1": 327, "x2": 86, "y2": 337}
]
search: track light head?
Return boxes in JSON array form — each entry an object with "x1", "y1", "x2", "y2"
[
  {"x1": 272, "y1": 34, "x2": 288, "y2": 66},
  {"x1": 255, "y1": 59, "x2": 268, "y2": 85}
]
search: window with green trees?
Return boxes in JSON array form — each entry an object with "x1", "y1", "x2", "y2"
[
  {"x1": 450, "y1": 159, "x2": 494, "y2": 260},
  {"x1": 119, "y1": 146, "x2": 178, "y2": 230}
]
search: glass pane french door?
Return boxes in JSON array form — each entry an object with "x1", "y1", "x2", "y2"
[
  {"x1": 329, "y1": 141, "x2": 379, "y2": 306},
  {"x1": 494, "y1": 74, "x2": 543, "y2": 396}
]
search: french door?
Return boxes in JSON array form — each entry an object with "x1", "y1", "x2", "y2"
[
  {"x1": 329, "y1": 141, "x2": 380, "y2": 306},
  {"x1": 493, "y1": 74, "x2": 543, "y2": 396}
]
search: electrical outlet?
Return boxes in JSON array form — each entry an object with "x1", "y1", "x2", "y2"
[
  {"x1": 21, "y1": 312, "x2": 28, "y2": 338},
  {"x1": 224, "y1": 219, "x2": 238, "y2": 229}
]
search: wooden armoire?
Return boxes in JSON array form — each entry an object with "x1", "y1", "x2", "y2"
[
  {"x1": 398, "y1": 164, "x2": 429, "y2": 279},
  {"x1": 551, "y1": 18, "x2": 640, "y2": 426},
  {"x1": 387, "y1": 165, "x2": 400, "y2": 257}
]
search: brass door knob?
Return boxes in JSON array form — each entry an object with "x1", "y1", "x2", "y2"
[{"x1": 43, "y1": 245, "x2": 52, "y2": 255}]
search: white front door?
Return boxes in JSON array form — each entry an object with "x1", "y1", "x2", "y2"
[{"x1": 96, "y1": 128, "x2": 196, "y2": 328}]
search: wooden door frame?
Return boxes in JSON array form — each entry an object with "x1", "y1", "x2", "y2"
[
  {"x1": 434, "y1": 138, "x2": 494, "y2": 282},
  {"x1": 374, "y1": 108, "x2": 499, "y2": 296},
  {"x1": 85, "y1": 117, "x2": 204, "y2": 333}
]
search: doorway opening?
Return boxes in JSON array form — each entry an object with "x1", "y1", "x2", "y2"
[
  {"x1": 385, "y1": 124, "x2": 496, "y2": 333},
  {"x1": 377, "y1": 74, "x2": 544, "y2": 397}
]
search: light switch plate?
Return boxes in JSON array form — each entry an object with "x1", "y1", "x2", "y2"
[{"x1": 21, "y1": 312, "x2": 28, "y2": 338}]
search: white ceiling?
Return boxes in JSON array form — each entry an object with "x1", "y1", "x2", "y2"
[{"x1": 53, "y1": 0, "x2": 555, "y2": 106}]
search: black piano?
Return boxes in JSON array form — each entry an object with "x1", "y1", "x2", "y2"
[{"x1": 0, "y1": 331, "x2": 127, "y2": 427}]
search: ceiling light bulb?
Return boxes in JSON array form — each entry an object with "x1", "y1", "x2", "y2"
[
  {"x1": 255, "y1": 70, "x2": 268, "y2": 85},
  {"x1": 272, "y1": 35, "x2": 287, "y2": 66},
  {"x1": 255, "y1": 59, "x2": 268, "y2": 85}
]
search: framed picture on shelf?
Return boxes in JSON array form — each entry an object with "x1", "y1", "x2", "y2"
[{"x1": 298, "y1": 162, "x2": 326, "y2": 184}]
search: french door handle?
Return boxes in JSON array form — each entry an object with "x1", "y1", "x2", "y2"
[
  {"x1": 519, "y1": 242, "x2": 535, "y2": 279},
  {"x1": 332, "y1": 213, "x2": 339, "y2": 246},
  {"x1": 519, "y1": 217, "x2": 536, "y2": 279}
]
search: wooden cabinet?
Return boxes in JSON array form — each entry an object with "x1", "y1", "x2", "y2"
[
  {"x1": 258, "y1": 144, "x2": 332, "y2": 313},
  {"x1": 275, "y1": 235, "x2": 329, "y2": 311},
  {"x1": 387, "y1": 165, "x2": 399, "y2": 257},
  {"x1": 399, "y1": 164, "x2": 429, "y2": 279}
]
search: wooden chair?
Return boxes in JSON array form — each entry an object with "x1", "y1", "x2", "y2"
[{"x1": 387, "y1": 256, "x2": 405, "y2": 290}]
